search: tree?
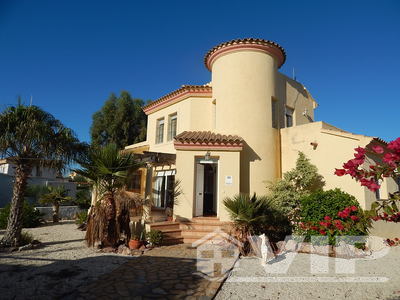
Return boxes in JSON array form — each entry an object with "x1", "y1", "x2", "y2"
[
  {"x1": 38, "y1": 185, "x2": 72, "y2": 223},
  {"x1": 74, "y1": 143, "x2": 143, "y2": 247},
  {"x1": 267, "y1": 152, "x2": 325, "y2": 214},
  {"x1": 0, "y1": 103, "x2": 86, "y2": 247},
  {"x1": 90, "y1": 91, "x2": 147, "y2": 149},
  {"x1": 335, "y1": 139, "x2": 400, "y2": 223}
]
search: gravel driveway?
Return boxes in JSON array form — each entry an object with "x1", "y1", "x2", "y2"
[
  {"x1": 0, "y1": 221, "x2": 133, "y2": 299},
  {"x1": 216, "y1": 247, "x2": 400, "y2": 300}
]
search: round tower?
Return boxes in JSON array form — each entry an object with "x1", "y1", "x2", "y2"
[{"x1": 204, "y1": 38, "x2": 286, "y2": 195}]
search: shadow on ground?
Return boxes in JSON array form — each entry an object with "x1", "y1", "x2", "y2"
[
  {"x1": 0, "y1": 253, "x2": 222, "y2": 299},
  {"x1": 77, "y1": 254, "x2": 222, "y2": 299},
  {"x1": 0, "y1": 255, "x2": 132, "y2": 299}
]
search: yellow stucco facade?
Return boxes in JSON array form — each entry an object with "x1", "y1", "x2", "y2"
[{"x1": 125, "y1": 38, "x2": 399, "y2": 237}]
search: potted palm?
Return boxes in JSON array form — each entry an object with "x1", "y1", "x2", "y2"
[{"x1": 128, "y1": 234, "x2": 142, "y2": 250}]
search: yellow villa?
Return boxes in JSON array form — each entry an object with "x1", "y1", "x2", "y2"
[{"x1": 125, "y1": 38, "x2": 399, "y2": 243}]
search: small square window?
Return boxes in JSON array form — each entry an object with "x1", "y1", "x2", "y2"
[
  {"x1": 167, "y1": 113, "x2": 177, "y2": 141},
  {"x1": 285, "y1": 107, "x2": 294, "y2": 128},
  {"x1": 156, "y1": 118, "x2": 164, "y2": 144}
]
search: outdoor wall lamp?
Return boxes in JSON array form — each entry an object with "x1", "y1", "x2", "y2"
[
  {"x1": 310, "y1": 141, "x2": 318, "y2": 150},
  {"x1": 205, "y1": 151, "x2": 211, "y2": 161}
]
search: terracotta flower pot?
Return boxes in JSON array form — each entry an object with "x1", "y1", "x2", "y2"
[{"x1": 129, "y1": 239, "x2": 142, "y2": 250}]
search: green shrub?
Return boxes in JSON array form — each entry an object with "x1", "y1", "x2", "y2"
[
  {"x1": 0, "y1": 201, "x2": 44, "y2": 229},
  {"x1": 20, "y1": 231, "x2": 35, "y2": 245},
  {"x1": 298, "y1": 189, "x2": 372, "y2": 245},
  {"x1": 75, "y1": 210, "x2": 88, "y2": 225},
  {"x1": 300, "y1": 189, "x2": 360, "y2": 222},
  {"x1": 267, "y1": 152, "x2": 325, "y2": 215},
  {"x1": 145, "y1": 230, "x2": 163, "y2": 246}
]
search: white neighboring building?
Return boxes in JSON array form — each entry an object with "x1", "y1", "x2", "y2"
[{"x1": 0, "y1": 158, "x2": 76, "y2": 207}]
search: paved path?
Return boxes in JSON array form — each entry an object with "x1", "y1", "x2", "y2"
[{"x1": 77, "y1": 244, "x2": 228, "y2": 299}]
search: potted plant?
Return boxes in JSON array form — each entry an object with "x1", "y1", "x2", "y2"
[{"x1": 128, "y1": 234, "x2": 142, "y2": 250}]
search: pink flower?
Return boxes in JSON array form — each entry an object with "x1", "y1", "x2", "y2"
[
  {"x1": 388, "y1": 138, "x2": 400, "y2": 153},
  {"x1": 372, "y1": 145, "x2": 384, "y2": 154},
  {"x1": 360, "y1": 179, "x2": 380, "y2": 192},
  {"x1": 354, "y1": 147, "x2": 366, "y2": 155},
  {"x1": 383, "y1": 153, "x2": 400, "y2": 165},
  {"x1": 319, "y1": 230, "x2": 327, "y2": 235},
  {"x1": 334, "y1": 169, "x2": 346, "y2": 176},
  {"x1": 350, "y1": 215, "x2": 359, "y2": 221},
  {"x1": 350, "y1": 206, "x2": 358, "y2": 212},
  {"x1": 324, "y1": 216, "x2": 332, "y2": 221}
]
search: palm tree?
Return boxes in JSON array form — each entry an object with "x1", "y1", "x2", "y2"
[
  {"x1": 38, "y1": 185, "x2": 72, "y2": 222},
  {"x1": 74, "y1": 143, "x2": 143, "y2": 247},
  {"x1": 0, "y1": 103, "x2": 85, "y2": 247}
]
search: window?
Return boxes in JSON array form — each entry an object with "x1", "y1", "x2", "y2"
[
  {"x1": 127, "y1": 170, "x2": 142, "y2": 193},
  {"x1": 285, "y1": 107, "x2": 294, "y2": 128},
  {"x1": 35, "y1": 166, "x2": 42, "y2": 177},
  {"x1": 156, "y1": 118, "x2": 164, "y2": 144},
  {"x1": 167, "y1": 113, "x2": 177, "y2": 141},
  {"x1": 271, "y1": 98, "x2": 278, "y2": 129},
  {"x1": 152, "y1": 170, "x2": 176, "y2": 208}
]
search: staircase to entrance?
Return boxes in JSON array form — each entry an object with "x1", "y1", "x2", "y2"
[{"x1": 149, "y1": 217, "x2": 231, "y2": 245}]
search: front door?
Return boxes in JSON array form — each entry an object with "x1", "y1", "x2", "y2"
[
  {"x1": 195, "y1": 160, "x2": 217, "y2": 217},
  {"x1": 195, "y1": 163, "x2": 204, "y2": 216}
]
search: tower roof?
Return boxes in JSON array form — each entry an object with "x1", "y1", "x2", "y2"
[{"x1": 204, "y1": 38, "x2": 286, "y2": 71}]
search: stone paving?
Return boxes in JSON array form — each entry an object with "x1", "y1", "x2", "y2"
[{"x1": 77, "y1": 244, "x2": 230, "y2": 299}]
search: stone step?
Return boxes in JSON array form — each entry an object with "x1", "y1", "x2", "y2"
[
  {"x1": 162, "y1": 237, "x2": 184, "y2": 245},
  {"x1": 183, "y1": 235, "x2": 227, "y2": 245},
  {"x1": 180, "y1": 223, "x2": 227, "y2": 231},
  {"x1": 181, "y1": 229, "x2": 221, "y2": 238},
  {"x1": 149, "y1": 221, "x2": 180, "y2": 231},
  {"x1": 159, "y1": 229, "x2": 182, "y2": 239},
  {"x1": 191, "y1": 217, "x2": 220, "y2": 223}
]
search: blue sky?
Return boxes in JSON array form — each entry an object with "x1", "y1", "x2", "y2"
[{"x1": 0, "y1": 0, "x2": 399, "y2": 143}]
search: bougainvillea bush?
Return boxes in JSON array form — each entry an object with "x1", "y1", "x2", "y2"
[
  {"x1": 335, "y1": 137, "x2": 400, "y2": 246},
  {"x1": 293, "y1": 189, "x2": 372, "y2": 245}
]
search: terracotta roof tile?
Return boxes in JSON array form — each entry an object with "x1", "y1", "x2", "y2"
[
  {"x1": 174, "y1": 131, "x2": 243, "y2": 145},
  {"x1": 204, "y1": 38, "x2": 286, "y2": 70},
  {"x1": 143, "y1": 84, "x2": 212, "y2": 114}
]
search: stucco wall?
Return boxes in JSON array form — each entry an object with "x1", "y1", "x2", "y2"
[
  {"x1": 276, "y1": 73, "x2": 316, "y2": 126},
  {"x1": 0, "y1": 174, "x2": 77, "y2": 208},
  {"x1": 145, "y1": 96, "x2": 213, "y2": 154},
  {"x1": 280, "y1": 122, "x2": 375, "y2": 209},
  {"x1": 35, "y1": 205, "x2": 84, "y2": 221},
  {"x1": 211, "y1": 50, "x2": 278, "y2": 195},
  {"x1": 174, "y1": 150, "x2": 240, "y2": 222}
]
